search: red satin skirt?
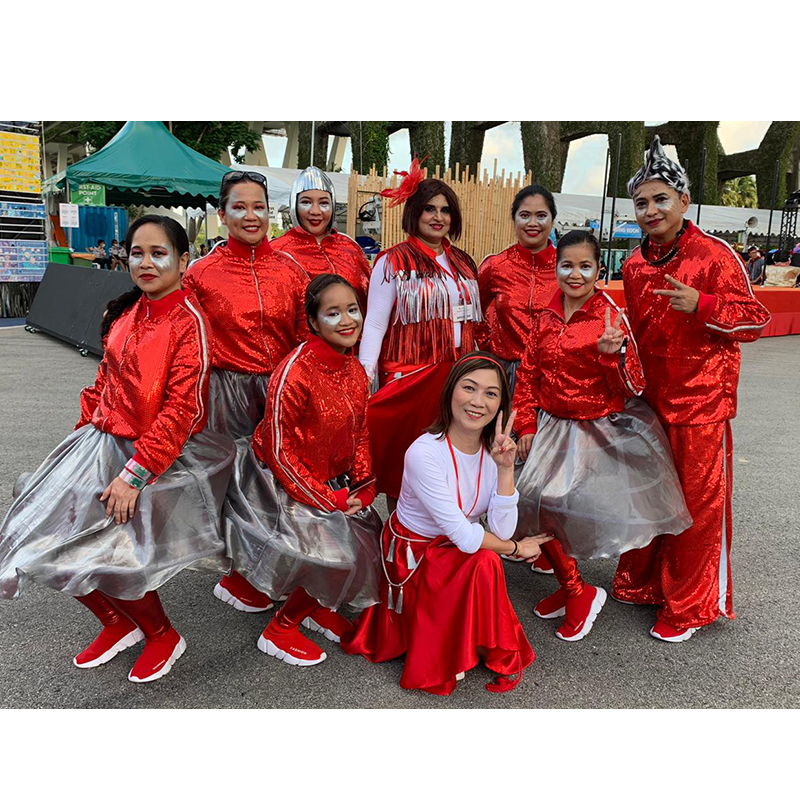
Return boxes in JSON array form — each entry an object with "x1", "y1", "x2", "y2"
[
  {"x1": 341, "y1": 514, "x2": 535, "y2": 696},
  {"x1": 366, "y1": 362, "x2": 452, "y2": 498}
]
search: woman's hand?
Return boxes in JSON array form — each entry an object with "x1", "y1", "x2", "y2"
[
  {"x1": 344, "y1": 496, "x2": 363, "y2": 516},
  {"x1": 490, "y1": 409, "x2": 517, "y2": 470},
  {"x1": 598, "y1": 307, "x2": 625, "y2": 354},
  {"x1": 517, "y1": 433, "x2": 535, "y2": 461},
  {"x1": 100, "y1": 477, "x2": 141, "y2": 524},
  {"x1": 516, "y1": 533, "x2": 553, "y2": 562}
]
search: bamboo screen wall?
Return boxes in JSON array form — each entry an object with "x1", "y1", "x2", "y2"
[{"x1": 346, "y1": 161, "x2": 535, "y2": 264}]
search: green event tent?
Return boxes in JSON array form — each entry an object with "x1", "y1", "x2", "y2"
[{"x1": 43, "y1": 121, "x2": 232, "y2": 207}]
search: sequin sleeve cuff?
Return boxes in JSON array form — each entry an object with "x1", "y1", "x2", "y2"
[
  {"x1": 695, "y1": 291, "x2": 718, "y2": 323},
  {"x1": 118, "y1": 458, "x2": 153, "y2": 491},
  {"x1": 333, "y1": 487, "x2": 350, "y2": 512}
]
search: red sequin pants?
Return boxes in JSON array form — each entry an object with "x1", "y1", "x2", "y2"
[{"x1": 613, "y1": 420, "x2": 734, "y2": 628}]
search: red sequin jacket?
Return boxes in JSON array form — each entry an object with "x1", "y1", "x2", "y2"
[
  {"x1": 623, "y1": 221, "x2": 770, "y2": 425},
  {"x1": 75, "y1": 289, "x2": 211, "y2": 477},
  {"x1": 251, "y1": 335, "x2": 375, "y2": 513},
  {"x1": 477, "y1": 242, "x2": 558, "y2": 361},
  {"x1": 271, "y1": 226, "x2": 372, "y2": 311},
  {"x1": 183, "y1": 236, "x2": 309, "y2": 374},
  {"x1": 513, "y1": 289, "x2": 645, "y2": 436}
]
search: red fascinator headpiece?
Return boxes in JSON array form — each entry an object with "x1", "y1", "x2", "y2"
[{"x1": 380, "y1": 156, "x2": 428, "y2": 208}]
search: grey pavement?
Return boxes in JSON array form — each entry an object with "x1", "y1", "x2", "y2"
[{"x1": 1, "y1": 326, "x2": 799, "y2": 709}]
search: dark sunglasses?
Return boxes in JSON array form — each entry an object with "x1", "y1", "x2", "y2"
[{"x1": 221, "y1": 170, "x2": 269, "y2": 188}]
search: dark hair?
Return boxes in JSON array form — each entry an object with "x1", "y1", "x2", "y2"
[
  {"x1": 219, "y1": 171, "x2": 269, "y2": 211},
  {"x1": 511, "y1": 184, "x2": 557, "y2": 221},
  {"x1": 305, "y1": 273, "x2": 359, "y2": 336},
  {"x1": 774, "y1": 249, "x2": 791, "y2": 263},
  {"x1": 101, "y1": 215, "x2": 190, "y2": 339},
  {"x1": 97, "y1": 239, "x2": 105, "y2": 245},
  {"x1": 556, "y1": 229, "x2": 601, "y2": 264},
  {"x1": 402, "y1": 178, "x2": 463, "y2": 241},
  {"x1": 427, "y1": 351, "x2": 511, "y2": 452}
]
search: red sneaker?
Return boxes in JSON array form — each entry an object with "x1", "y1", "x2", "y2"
[
  {"x1": 128, "y1": 627, "x2": 186, "y2": 683},
  {"x1": 530, "y1": 552, "x2": 555, "y2": 575},
  {"x1": 73, "y1": 618, "x2": 144, "y2": 669},
  {"x1": 214, "y1": 571, "x2": 274, "y2": 613},
  {"x1": 556, "y1": 586, "x2": 607, "y2": 642},
  {"x1": 650, "y1": 620, "x2": 698, "y2": 643},
  {"x1": 301, "y1": 607, "x2": 354, "y2": 643},
  {"x1": 534, "y1": 588, "x2": 566, "y2": 619},
  {"x1": 257, "y1": 620, "x2": 327, "y2": 666}
]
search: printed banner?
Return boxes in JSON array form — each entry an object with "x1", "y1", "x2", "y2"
[
  {"x1": 0, "y1": 239, "x2": 48, "y2": 282},
  {"x1": 0, "y1": 132, "x2": 41, "y2": 194}
]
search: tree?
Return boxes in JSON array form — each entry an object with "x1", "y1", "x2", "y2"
[
  {"x1": 720, "y1": 176, "x2": 758, "y2": 209},
  {"x1": 78, "y1": 121, "x2": 260, "y2": 163}
]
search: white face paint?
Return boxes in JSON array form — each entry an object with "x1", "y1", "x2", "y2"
[
  {"x1": 129, "y1": 245, "x2": 176, "y2": 273},
  {"x1": 319, "y1": 306, "x2": 362, "y2": 328},
  {"x1": 516, "y1": 210, "x2": 551, "y2": 226},
  {"x1": 225, "y1": 205, "x2": 270, "y2": 220},
  {"x1": 298, "y1": 199, "x2": 331, "y2": 211},
  {"x1": 557, "y1": 263, "x2": 597, "y2": 279}
]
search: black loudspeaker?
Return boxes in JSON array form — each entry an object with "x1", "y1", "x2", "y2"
[{"x1": 26, "y1": 263, "x2": 134, "y2": 355}]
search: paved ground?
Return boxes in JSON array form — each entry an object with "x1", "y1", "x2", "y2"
[{"x1": 0, "y1": 326, "x2": 798, "y2": 709}]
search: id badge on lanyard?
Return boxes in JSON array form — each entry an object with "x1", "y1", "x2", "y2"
[{"x1": 452, "y1": 303, "x2": 474, "y2": 323}]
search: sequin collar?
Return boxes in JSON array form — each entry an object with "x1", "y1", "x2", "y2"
[
  {"x1": 143, "y1": 288, "x2": 189, "y2": 318},
  {"x1": 306, "y1": 333, "x2": 349, "y2": 369},
  {"x1": 408, "y1": 235, "x2": 452, "y2": 260},
  {"x1": 515, "y1": 242, "x2": 555, "y2": 267},
  {"x1": 225, "y1": 234, "x2": 273, "y2": 261},
  {"x1": 641, "y1": 220, "x2": 690, "y2": 266},
  {"x1": 546, "y1": 286, "x2": 603, "y2": 320}
]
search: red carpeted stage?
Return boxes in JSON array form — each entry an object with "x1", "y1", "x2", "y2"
[{"x1": 602, "y1": 281, "x2": 800, "y2": 337}]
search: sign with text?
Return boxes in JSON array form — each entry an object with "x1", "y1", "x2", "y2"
[
  {"x1": 70, "y1": 182, "x2": 106, "y2": 206},
  {"x1": 59, "y1": 203, "x2": 80, "y2": 228}
]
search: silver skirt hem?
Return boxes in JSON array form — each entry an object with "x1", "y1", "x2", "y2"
[
  {"x1": 515, "y1": 398, "x2": 692, "y2": 560},
  {"x1": 0, "y1": 424, "x2": 235, "y2": 600},
  {"x1": 223, "y1": 440, "x2": 381, "y2": 610}
]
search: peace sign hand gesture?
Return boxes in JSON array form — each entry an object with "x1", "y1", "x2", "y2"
[
  {"x1": 652, "y1": 274, "x2": 700, "y2": 314},
  {"x1": 490, "y1": 409, "x2": 518, "y2": 470},
  {"x1": 598, "y1": 307, "x2": 625, "y2": 354}
]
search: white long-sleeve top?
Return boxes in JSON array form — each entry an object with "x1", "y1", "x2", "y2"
[
  {"x1": 359, "y1": 252, "x2": 464, "y2": 375},
  {"x1": 396, "y1": 432, "x2": 519, "y2": 554}
]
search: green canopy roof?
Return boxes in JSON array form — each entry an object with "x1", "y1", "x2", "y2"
[{"x1": 43, "y1": 121, "x2": 232, "y2": 207}]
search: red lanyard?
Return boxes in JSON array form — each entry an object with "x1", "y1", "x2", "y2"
[{"x1": 445, "y1": 435, "x2": 484, "y2": 518}]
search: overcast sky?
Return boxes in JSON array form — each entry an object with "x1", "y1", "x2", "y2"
[{"x1": 259, "y1": 121, "x2": 771, "y2": 193}]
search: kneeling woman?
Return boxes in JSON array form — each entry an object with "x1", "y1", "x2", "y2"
[
  {"x1": 342, "y1": 354, "x2": 551, "y2": 695},
  {"x1": 513, "y1": 230, "x2": 691, "y2": 642},
  {"x1": 223, "y1": 274, "x2": 382, "y2": 665},
  {"x1": 0, "y1": 215, "x2": 234, "y2": 683}
]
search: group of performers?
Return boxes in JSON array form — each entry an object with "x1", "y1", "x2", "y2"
[{"x1": 0, "y1": 136, "x2": 770, "y2": 694}]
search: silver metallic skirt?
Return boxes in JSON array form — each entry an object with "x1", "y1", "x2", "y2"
[
  {"x1": 515, "y1": 398, "x2": 692, "y2": 560},
  {"x1": 206, "y1": 368, "x2": 269, "y2": 440},
  {"x1": 0, "y1": 424, "x2": 235, "y2": 600},
  {"x1": 223, "y1": 440, "x2": 382, "y2": 610}
]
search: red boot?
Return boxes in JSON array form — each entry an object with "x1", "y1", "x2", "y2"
[
  {"x1": 556, "y1": 586, "x2": 607, "y2": 642},
  {"x1": 214, "y1": 570, "x2": 274, "y2": 612},
  {"x1": 534, "y1": 588, "x2": 566, "y2": 619},
  {"x1": 650, "y1": 620, "x2": 698, "y2": 643},
  {"x1": 108, "y1": 591, "x2": 186, "y2": 683},
  {"x1": 302, "y1": 607, "x2": 354, "y2": 643},
  {"x1": 257, "y1": 587, "x2": 326, "y2": 666},
  {"x1": 530, "y1": 552, "x2": 555, "y2": 575},
  {"x1": 74, "y1": 591, "x2": 144, "y2": 668}
]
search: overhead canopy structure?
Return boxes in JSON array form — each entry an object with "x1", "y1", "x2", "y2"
[{"x1": 43, "y1": 121, "x2": 232, "y2": 207}]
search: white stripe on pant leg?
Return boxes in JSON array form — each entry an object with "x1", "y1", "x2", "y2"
[{"x1": 718, "y1": 426, "x2": 728, "y2": 614}]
